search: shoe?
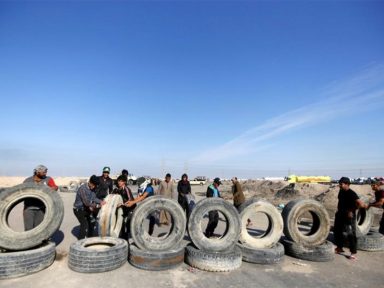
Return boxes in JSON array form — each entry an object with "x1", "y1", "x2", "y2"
[
  {"x1": 347, "y1": 254, "x2": 357, "y2": 261},
  {"x1": 335, "y1": 247, "x2": 345, "y2": 254}
]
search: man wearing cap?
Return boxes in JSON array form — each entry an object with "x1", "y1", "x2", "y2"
[
  {"x1": 205, "y1": 177, "x2": 222, "y2": 238},
  {"x1": 73, "y1": 175, "x2": 106, "y2": 239},
  {"x1": 96, "y1": 166, "x2": 113, "y2": 200},
  {"x1": 368, "y1": 180, "x2": 384, "y2": 234},
  {"x1": 334, "y1": 177, "x2": 368, "y2": 260},
  {"x1": 157, "y1": 173, "x2": 174, "y2": 225},
  {"x1": 23, "y1": 165, "x2": 58, "y2": 231}
]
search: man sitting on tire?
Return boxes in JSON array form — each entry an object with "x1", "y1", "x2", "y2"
[
  {"x1": 73, "y1": 175, "x2": 106, "y2": 239},
  {"x1": 23, "y1": 165, "x2": 58, "y2": 231},
  {"x1": 205, "y1": 177, "x2": 222, "y2": 238},
  {"x1": 368, "y1": 180, "x2": 384, "y2": 235},
  {"x1": 112, "y1": 175, "x2": 136, "y2": 239},
  {"x1": 334, "y1": 177, "x2": 368, "y2": 260}
]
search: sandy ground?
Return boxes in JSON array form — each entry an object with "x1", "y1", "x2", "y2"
[{"x1": 0, "y1": 181, "x2": 383, "y2": 288}]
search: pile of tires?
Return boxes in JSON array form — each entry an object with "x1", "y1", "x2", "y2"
[
  {"x1": 342, "y1": 197, "x2": 382, "y2": 252},
  {"x1": 353, "y1": 197, "x2": 383, "y2": 251},
  {"x1": 186, "y1": 198, "x2": 242, "y2": 272},
  {"x1": 237, "y1": 198, "x2": 285, "y2": 264},
  {"x1": 0, "y1": 183, "x2": 64, "y2": 279},
  {"x1": 356, "y1": 230, "x2": 384, "y2": 251},
  {"x1": 281, "y1": 199, "x2": 334, "y2": 262},
  {"x1": 128, "y1": 196, "x2": 187, "y2": 271}
]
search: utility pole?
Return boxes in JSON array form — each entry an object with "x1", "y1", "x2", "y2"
[
  {"x1": 184, "y1": 161, "x2": 189, "y2": 175},
  {"x1": 161, "y1": 158, "x2": 165, "y2": 178}
]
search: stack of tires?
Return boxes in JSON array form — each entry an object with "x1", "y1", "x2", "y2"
[
  {"x1": 237, "y1": 199, "x2": 285, "y2": 264},
  {"x1": 0, "y1": 184, "x2": 64, "y2": 279},
  {"x1": 346, "y1": 199, "x2": 384, "y2": 252},
  {"x1": 185, "y1": 198, "x2": 243, "y2": 272},
  {"x1": 281, "y1": 199, "x2": 334, "y2": 262},
  {"x1": 68, "y1": 194, "x2": 128, "y2": 273},
  {"x1": 128, "y1": 196, "x2": 187, "y2": 271}
]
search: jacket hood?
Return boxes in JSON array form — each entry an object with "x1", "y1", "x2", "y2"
[{"x1": 181, "y1": 173, "x2": 188, "y2": 180}]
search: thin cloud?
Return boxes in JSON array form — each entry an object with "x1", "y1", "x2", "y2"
[{"x1": 192, "y1": 64, "x2": 384, "y2": 164}]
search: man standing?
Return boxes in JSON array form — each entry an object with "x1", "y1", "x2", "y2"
[
  {"x1": 73, "y1": 175, "x2": 105, "y2": 239},
  {"x1": 368, "y1": 180, "x2": 384, "y2": 235},
  {"x1": 177, "y1": 174, "x2": 191, "y2": 214},
  {"x1": 96, "y1": 166, "x2": 113, "y2": 200},
  {"x1": 158, "y1": 173, "x2": 174, "y2": 225},
  {"x1": 112, "y1": 175, "x2": 135, "y2": 239},
  {"x1": 23, "y1": 165, "x2": 58, "y2": 231},
  {"x1": 231, "y1": 177, "x2": 251, "y2": 226},
  {"x1": 231, "y1": 177, "x2": 245, "y2": 210},
  {"x1": 334, "y1": 177, "x2": 368, "y2": 260},
  {"x1": 205, "y1": 177, "x2": 222, "y2": 238}
]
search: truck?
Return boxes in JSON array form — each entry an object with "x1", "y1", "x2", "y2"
[
  {"x1": 189, "y1": 176, "x2": 207, "y2": 185},
  {"x1": 287, "y1": 175, "x2": 331, "y2": 184}
]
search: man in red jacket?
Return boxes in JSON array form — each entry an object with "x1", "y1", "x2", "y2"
[{"x1": 23, "y1": 165, "x2": 58, "y2": 230}]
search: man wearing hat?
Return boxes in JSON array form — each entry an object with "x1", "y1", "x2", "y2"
[
  {"x1": 96, "y1": 166, "x2": 113, "y2": 200},
  {"x1": 368, "y1": 180, "x2": 384, "y2": 234},
  {"x1": 334, "y1": 177, "x2": 368, "y2": 260},
  {"x1": 23, "y1": 165, "x2": 58, "y2": 231},
  {"x1": 205, "y1": 177, "x2": 222, "y2": 238}
]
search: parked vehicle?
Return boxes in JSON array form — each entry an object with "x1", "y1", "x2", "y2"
[
  {"x1": 190, "y1": 176, "x2": 207, "y2": 185},
  {"x1": 287, "y1": 175, "x2": 331, "y2": 184}
]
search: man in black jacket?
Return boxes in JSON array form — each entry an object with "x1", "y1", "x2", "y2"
[
  {"x1": 177, "y1": 174, "x2": 191, "y2": 214},
  {"x1": 112, "y1": 175, "x2": 135, "y2": 239},
  {"x1": 96, "y1": 166, "x2": 113, "y2": 200},
  {"x1": 205, "y1": 177, "x2": 221, "y2": 238},
  {"x1": 334, "y1": 177, "x2": 368, "y2": 260}
]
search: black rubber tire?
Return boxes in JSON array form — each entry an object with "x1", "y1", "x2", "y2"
[
  {"x1": 282, "y1": 199, "x2": 330, "y2": 247},
  {"x1": 188, "y1": 198, "x2": 241, "y2": 252},
  {"x1": 282, "y1": 239, "x2": 334, "y2": 262},
  {"x1": 0, "y1": 241, "x2": 56, "y2": 279},
  {"x1": 238, "y1": 198, "x2": 283, "y2": 248},
  {"x1": 98, "y1": 194, "x2": 124, "y2": 237},
  {"x1": 0, "y1": 183, "x2": 64, "y2": 250},
  {"x1": 130, "y1": 196, "x2": 186, "y2": 252},
  {"x1": 68, "y1": 237, "x2": 128, "y2": 273},
  {"x1": 128, "y1": 244, "x2": 185, "y2": 271},
  {"x1": 355, "y1": 195, "x2": 373, "y2": 237},
  {"x1": 237, "y1": 242, "x2": 285, "y2": 264},
  {"x1": 185, "y1": 245, "x2": 242, "y2": 272},
  {"x1": 357, "y1": 231, "x2": 384, "y2": 251}
]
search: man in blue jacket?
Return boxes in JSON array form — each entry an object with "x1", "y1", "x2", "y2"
[{"x1": 205, "y1": 177, "x2": 221, "y2": 238}]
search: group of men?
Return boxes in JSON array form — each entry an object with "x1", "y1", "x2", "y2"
[
  {"x1": 21, "y1": 165, "x2": 384, "y2": 260},
  {"x1": 334, "y1": 177, "x2": 384, "y2": 260}
]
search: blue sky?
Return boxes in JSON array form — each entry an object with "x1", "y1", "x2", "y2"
[{"x1": 0, "y1": 1, "x2": 383, "y2": 179}]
